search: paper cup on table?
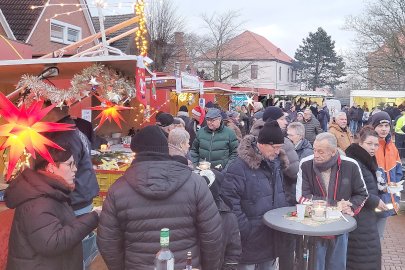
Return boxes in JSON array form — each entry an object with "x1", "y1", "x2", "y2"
[{"x1": 296, "y1": 204, "x2": 306, "y2": 220}]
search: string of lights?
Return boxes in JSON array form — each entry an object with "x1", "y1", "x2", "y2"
[
  {"x1": 140, "y1": 99, "x2": 171, "y2": 125},
  {"x1": 135, "y1": 0, "x2": 148, "y2": 56},
  {"x1": 31, "y1": 1, "x2": 137, "y2": 22},
  {"x1": 45, "y1": 8, "x2": 89, "y2": 22}
]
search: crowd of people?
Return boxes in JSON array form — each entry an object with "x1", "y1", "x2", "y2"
[{"x1": 3, "y1": 98, "x2": 405, "y2": 270}]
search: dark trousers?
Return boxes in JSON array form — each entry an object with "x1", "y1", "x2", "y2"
[{"x1": 395, "y1": 133, "x2": 405, "y2": 159}]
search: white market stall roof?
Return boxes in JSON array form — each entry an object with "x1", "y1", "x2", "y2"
[
  {"x1": 180, "y1": 87, "x2": 257, "y2": 95},
  {"x1": 275, "y1": 90, "x2": 331, "y2": 97},
  {"x1": 350, "y1": 90, "x2": 405, "y2": 98},
  {"x1": 0, "y1": 55, "x2": 138, "y2": 85}
]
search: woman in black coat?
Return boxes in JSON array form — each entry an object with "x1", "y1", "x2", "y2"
[
  {"x1": 345, "y1": 126, "x2": 389, "y2": 270},
  {"x1": 5, "y1": 146, "x2": 99, "y2": 270}
]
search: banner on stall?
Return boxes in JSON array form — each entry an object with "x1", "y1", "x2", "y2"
[
  {"x1": 231, "y1": 95, "x2": 248, "y2": 106},
  {"x1": 81, "y1": 109, "x2": 92, "y2": 123},
  {"x1": 181, "y1": 74, "x2": 200, "y2": 89}
]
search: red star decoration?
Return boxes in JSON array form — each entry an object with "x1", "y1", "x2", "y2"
[
  {"x1": 0, "y1": 92, "x2": 74, "y2": 180},
  {"x1": 91, "y1": 96, "x2": 132, "y2": 129}
]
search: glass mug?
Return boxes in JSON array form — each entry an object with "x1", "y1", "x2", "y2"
[{"x1": 311, "y1": 200, "x2": 327, "y2": 221}]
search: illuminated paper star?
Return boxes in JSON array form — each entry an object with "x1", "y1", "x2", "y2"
[
  {"x1": 245, "y1": 95, "x2": 254, "y2": 107},
  {"x1": 91, "y1": 96, "x2": 132, "y2": 129},
  {"x1": 0, "y1": 92, "x2": 75, "y2": 180}
]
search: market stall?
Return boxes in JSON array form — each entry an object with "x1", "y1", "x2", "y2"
[
  {"x1": 0, "y1": 2, "x2": 152, "y2": 268},
  {"x1": 350, "y1": 90, "x2": 405, "y2": 108}
]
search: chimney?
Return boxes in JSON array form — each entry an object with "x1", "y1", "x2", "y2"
[{"x1": 174, "y1": 32, "x2": 184, "y2": 46}]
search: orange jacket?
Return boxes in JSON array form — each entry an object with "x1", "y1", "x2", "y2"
[{"x1": 375, "y1": 135, "x2": 403, "y2": 216}]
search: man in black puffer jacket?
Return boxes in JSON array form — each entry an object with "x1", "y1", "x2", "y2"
[
  {"x1": 97, "y1": 126, "x2": 223, "y2": 270},
  {"x1": 222, "y1": 121, "x2": 290, "y2": 269}
]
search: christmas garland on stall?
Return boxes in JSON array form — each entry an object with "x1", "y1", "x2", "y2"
[{"x1": 17, "y1": 64, "x2": 136, "y2": 106}]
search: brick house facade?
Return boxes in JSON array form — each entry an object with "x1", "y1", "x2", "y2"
[{"x1": 0, "y1": 0, "x2": 96, "y2": 58}]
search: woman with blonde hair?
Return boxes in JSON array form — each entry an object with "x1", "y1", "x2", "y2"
[{"x1": 168, "y1": 128, "x2": 193, "y2": 167}]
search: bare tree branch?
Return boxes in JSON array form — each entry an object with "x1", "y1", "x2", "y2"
[
  {"x1": 146, "y1": 0, "x2": 184, "y2": 71},
  {"x1": 345, "y1": 0, "x2": 405, "y2": 90}
]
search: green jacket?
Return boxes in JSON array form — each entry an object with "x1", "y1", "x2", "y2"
[{"x1": 190, "y1": 122, "x2": 239, "y2": 170}]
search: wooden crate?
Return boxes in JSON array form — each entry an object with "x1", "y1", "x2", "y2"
[{"x1": 93, "y1": 170, "x2": 125, "y2": 206}]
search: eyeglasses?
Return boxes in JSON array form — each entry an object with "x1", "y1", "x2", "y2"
[
  {"x1": 60, "y1": 161, "x2": 76, "y2": 170},
  {"x1": 269, "y1": 144, "x2": 283, "y2": 151},
  {"x1": 206, "y1": 118, "x2": 220, "y2": 122}
]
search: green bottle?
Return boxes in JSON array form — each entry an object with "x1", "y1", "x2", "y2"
[{"x1": 155, "y1": 228, "x2": 174, "y2": 270}]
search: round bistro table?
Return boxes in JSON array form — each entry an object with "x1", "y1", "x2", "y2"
[{"x1": 263, "y1": 206, "x2": 357, "y2": 270}]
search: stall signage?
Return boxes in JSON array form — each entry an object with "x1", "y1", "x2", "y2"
[
  {"x1": 181, "y1": 74, "x2": 200, "y2": 89},
  {"x1": 231, "y1": 95, "x2": 248, "y2": 106},
  {"x1": 81, "y1": 109, "x2": 92, "y2": 123},
  {"x1": 199, "y1": 98, "x2": 206, "y2": 108}
]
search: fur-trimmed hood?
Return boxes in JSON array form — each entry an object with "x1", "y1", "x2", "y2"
[
  {"x1": 237, "y1": 134, "x2": 289, "y2": 170},
  {"x1": 249, "y1": 118, "x2": 265, "y2": 137}
]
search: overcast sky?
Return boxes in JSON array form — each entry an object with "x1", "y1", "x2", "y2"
[{"x1": 100, "y1": 0, "x2": 369, "y2": 58}]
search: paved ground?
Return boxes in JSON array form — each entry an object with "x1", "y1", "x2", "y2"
[
  {"x1": 381, "y1": 212, "x2": 405, "y2": 269},
  {"x1": 90, "y1": 214, "x2": 405, "y2": 269}
]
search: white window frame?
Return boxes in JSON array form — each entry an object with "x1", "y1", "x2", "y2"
[
  {"x1": 251, "y1": 64, "x2": 258, "y2": 79},
  {"x1": 231, "y1": 64, "x2": 239, "y2": 79},
  {"x1": 50, "y1": 19, "x2": 82, "y2": 45}
]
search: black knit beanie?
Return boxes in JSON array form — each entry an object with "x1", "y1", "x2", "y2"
[
  {"x1": 205, "y1": 101, "x2": 215, "y2": 108},
  {"x1": 257, "y1": 120, "x2": 284, "y2": 145},
  {"x1": 156, "y1": 113, "x2": 174, "y2": 127},
  {"x1": 179, "y1": 105, "x2": 188, "y2": 112},
  {"x1": 263, "y1": 106, "x2": 284, "y2": 122},
  {"x1": 130, "y1": 125, "x2": 169, "y2": 153},
  {"x1": 371, "y1": 111, "x2": 391, "y2": 128}
]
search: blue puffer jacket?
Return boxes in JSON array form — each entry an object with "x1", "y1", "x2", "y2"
[{"x1": 222, "y1": 135, "x2": 290, "y2": 264}]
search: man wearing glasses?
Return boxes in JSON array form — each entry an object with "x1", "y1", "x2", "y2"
[{"x1": 190, "y1": 108, "x2": 239, "y2": 170}]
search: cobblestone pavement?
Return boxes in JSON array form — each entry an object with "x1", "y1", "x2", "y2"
[
  {"x1": 382, "y1": 213, "x2": 405, "y2": 269},
  {"x1": 90, "y1": 214, "x2": 405, "y2": 270}
]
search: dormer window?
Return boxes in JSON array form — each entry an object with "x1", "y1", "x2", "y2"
[{"x1": 50, "y1": 19, "x2": 81, "y2": 44}]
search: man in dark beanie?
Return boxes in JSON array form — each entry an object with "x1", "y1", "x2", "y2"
[
  {"x1": 98, "y1": 125, "x2": 223, "y2": 270},
  {"x1": 258, "y1": 107, "x2": 300, "y2": 270},
  {"x1": 371, "y1": 111, "x2": 403, "y2": 239},
  {"x1": 222, "y1": 121, "x2": 290, "y2": 269},
  {"x1": 262, "y1": 106, "x2": 285, "y2": 122},
  {"x1": 251, "y1": 106, "x2": 299, "y2": 204},
  {"x1": 177, "y1": 105, "x2": 191, "y2": 128},
  {"x1": 156, "y1": 112, "x2": 174, "y2": 137}
]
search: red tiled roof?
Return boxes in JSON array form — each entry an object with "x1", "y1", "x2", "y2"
[
  {"x1": 0, "y1": 0, "x2": 46, "y2": 41},
  {"x1": 204, "y1": 30, "x2": 293, "y2": 63}
]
